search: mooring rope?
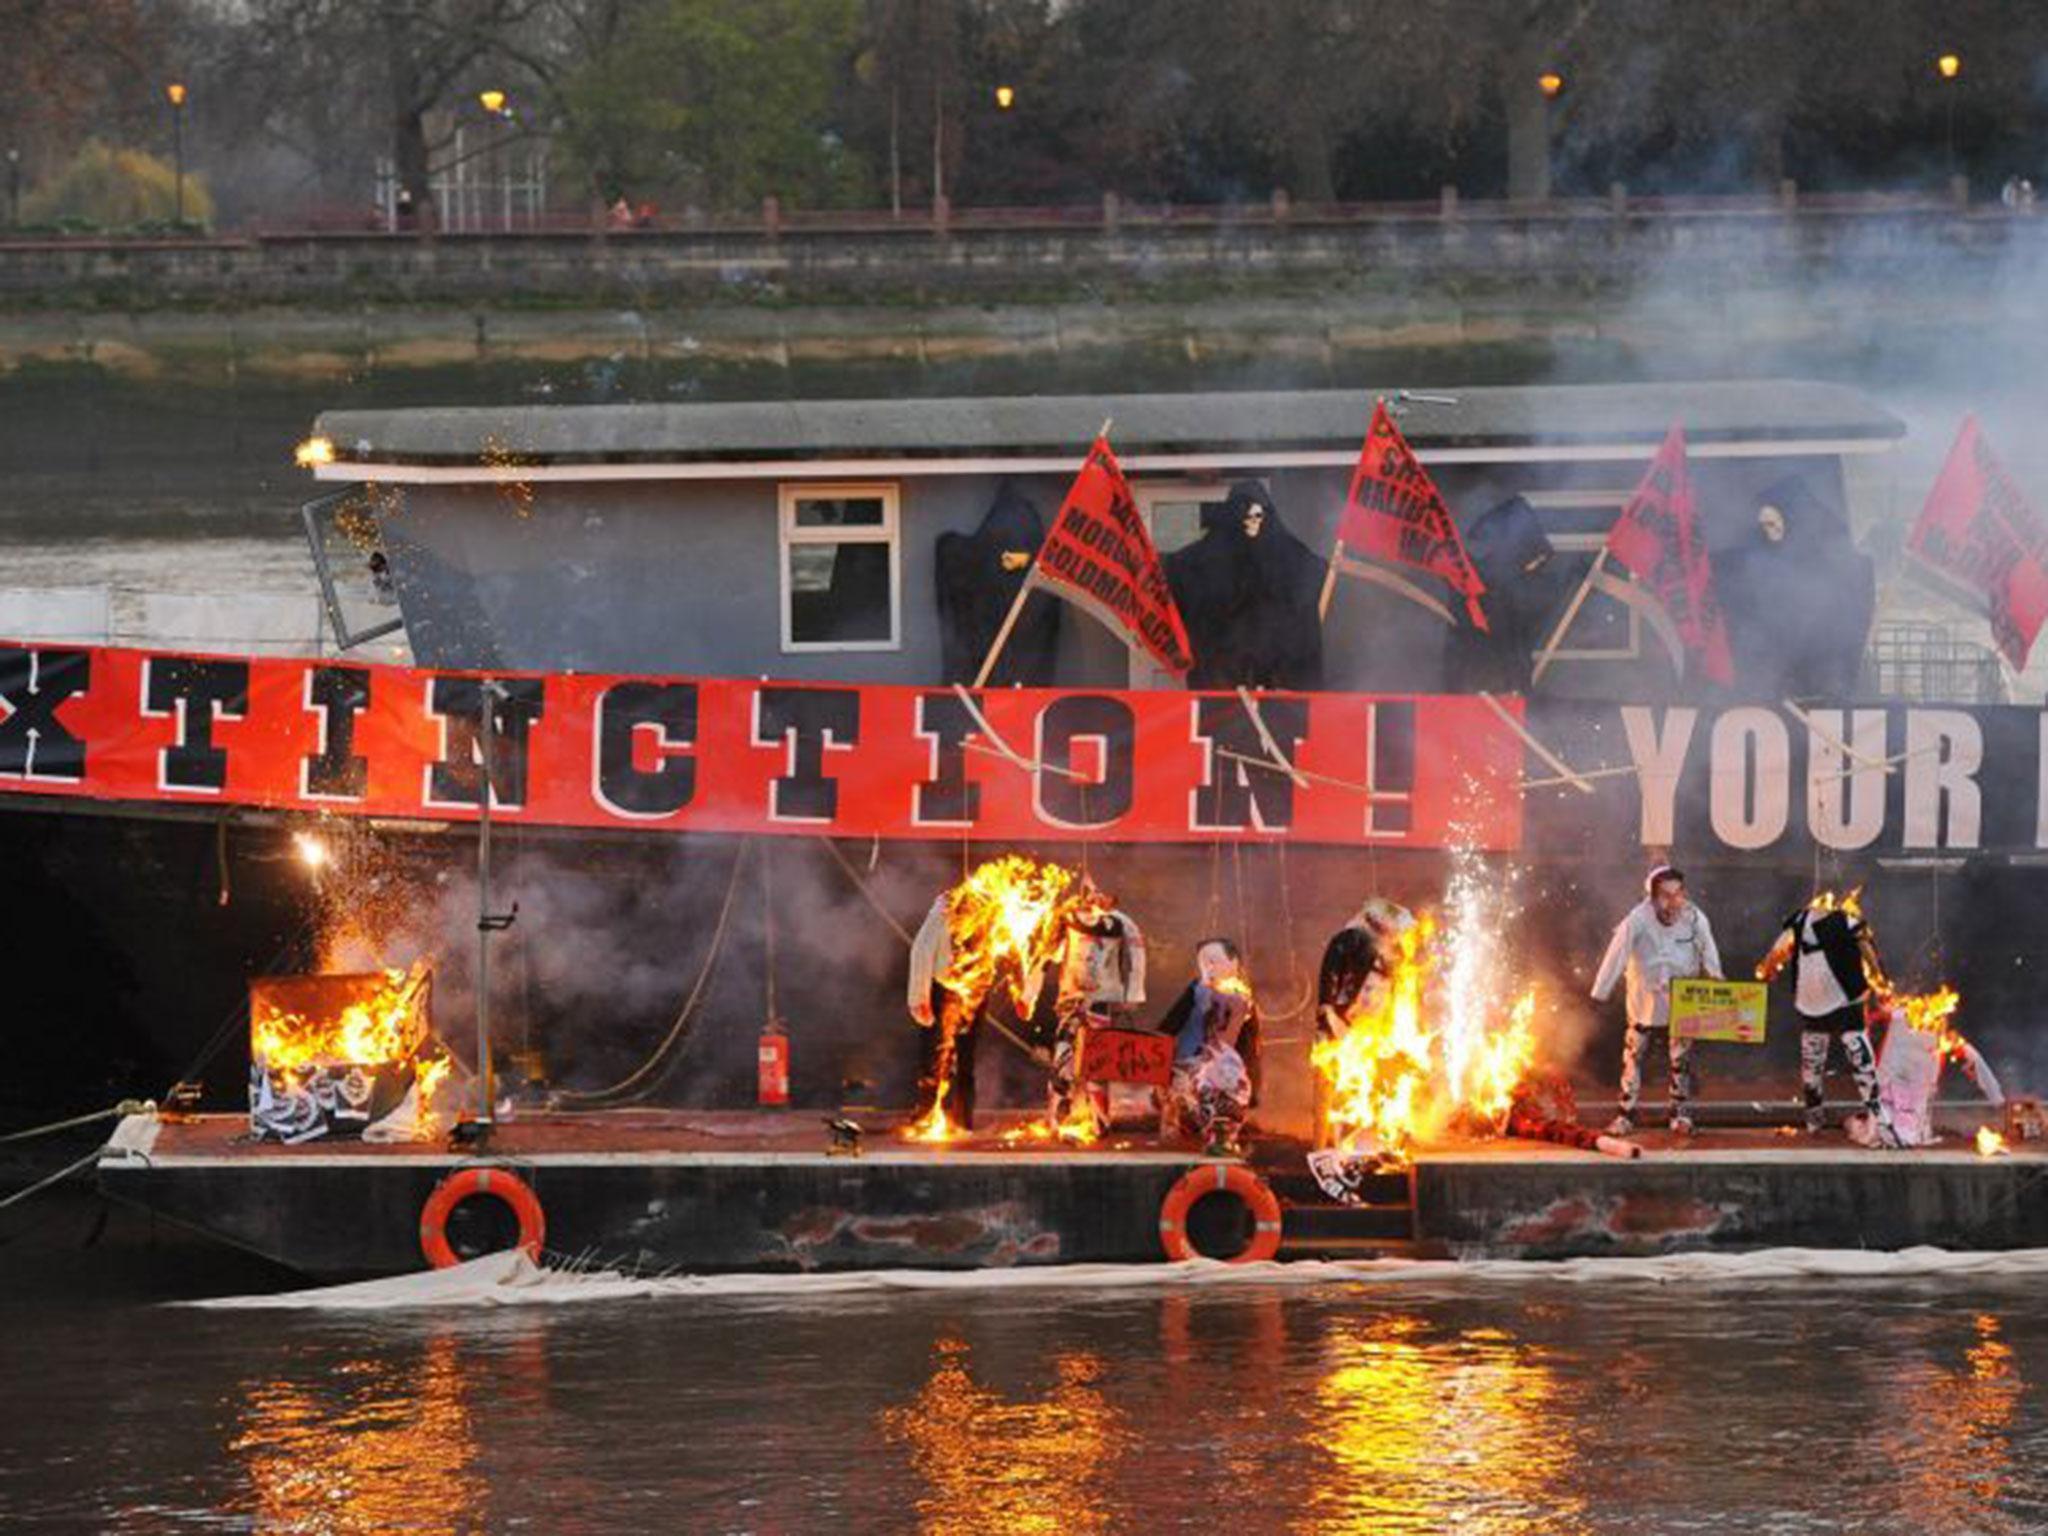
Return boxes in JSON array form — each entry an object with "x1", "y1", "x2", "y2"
[
  {"x1": 0, "y1": 1101, "x2": 152, "y2": 1144},
  {"x1": 0, "y1": 1146, "x2": 107, "y2": 1215},
  {"x1": 554, "y1": 841, "x2": 752, "y2": 1107}
]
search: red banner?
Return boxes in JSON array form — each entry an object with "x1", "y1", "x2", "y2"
[
  {"x1": 1335, "y1": 400, "x2": 1490, "y2": 629},
  {"x1": 0, "y1": 642, "x2": 1524, "y2": 848},
  {"x1": 1032, "y1": 436, "x2": 1194, "y2": 673},
  {"x1": 1604, "y1": 423, "x2": 1734, "y2": 685},
  {"x1": 1908, "y1": 417, "x2": 2048, "y2": 671}
]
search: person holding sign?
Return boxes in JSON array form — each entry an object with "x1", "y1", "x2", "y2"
[
  {"x1": 1590, "y1": 867, "x2": 1724, "y2": 1137},
  {"x1": 1756, "y1": 896, "x2": 1901, "y2": 1147}
]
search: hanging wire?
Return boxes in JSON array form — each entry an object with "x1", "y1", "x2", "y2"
[{"x1": 762, "y1": 838, "x2": 778, "y2": 1025}]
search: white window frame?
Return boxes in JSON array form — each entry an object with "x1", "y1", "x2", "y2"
[
  {"x1": 1520, "y1": 490, "x2": 1641, "y2": 664},
  {"x1": 777, "y1": 481, "x2": 902, "y2": 653}
]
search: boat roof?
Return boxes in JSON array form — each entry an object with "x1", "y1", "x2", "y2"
[{"x1": 310, "y1": 382, "x2": 1905, "y2": 484}]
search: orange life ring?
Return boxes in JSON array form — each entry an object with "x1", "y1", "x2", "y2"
[
  {"x1": 1158, "y1": 1164, "x2": 1283, "y2": 1263},
  {"x1": 419, "y1": 1166, "x2": 546, "y2": 1269}
]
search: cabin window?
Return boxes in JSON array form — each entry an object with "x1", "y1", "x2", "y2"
[
  {"x1": 779, "y1": 483, "x2": 901, "y2": 651},
  {"x1": 1520, "y1": 490, "x2": 1641, "y2": 666}
]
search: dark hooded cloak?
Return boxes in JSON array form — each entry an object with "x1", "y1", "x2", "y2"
[
  {"x1": 1445, "y1": 494, "x2": 1568, "y2": 693},
  {"x1": 1164, "y1": 481, "x2": 1325, "y2": 690},
  {"x1": 935, "y1": 482, "x2": 1061, "y2": 686},
  {"x1": 1715, "y1": 477, "x2": 1876, "y2": 700}
]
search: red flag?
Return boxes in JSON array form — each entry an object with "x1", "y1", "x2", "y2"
[
  {"x1": 1603, "y1": 423, "x2": 1734, "y2": 686},
  {"x1": 1907, "y1": 417, "x2": 2048, "y2": 671},
  {"x1": 1032, "y1": 435, "x2": 1194, "y2": 673},
  {"x1": 1335, "y1": 399, "x2": 1489, "y2": 630}
]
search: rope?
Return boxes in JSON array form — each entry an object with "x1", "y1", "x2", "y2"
[
  {"x1": 0, "y1": 1101, "x2": 151, "y2": 1144},
  {"x1": 0, "y1": 1146, "x2": 105, "y2": 1215},
  {"x1": 555, "y1": 841, "x2": 751, "y2": 1107}
]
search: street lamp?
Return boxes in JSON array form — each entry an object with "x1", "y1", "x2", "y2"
[
  {"x1": 5, "y1": 149, "x2": 18, "y2": 230},
  {"x1": 165, "y1": 81, "x2": 187, "y2": 226},
  {"x1": 478, "y1": 89, "x2": 508, "y2": 117},
  {"x1": 1936, "y1": 53, "x2": 1962, "y2": 178},
  {"x1": 994, "y1": 83, "x2": 1015, "y2": 111},
  {"x1": 1538, "y1": 71, "x2": 1564, "y2": 100}
]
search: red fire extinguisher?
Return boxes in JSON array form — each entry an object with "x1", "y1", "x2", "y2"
[{"x1": 758, "y1": 1018, "x2": 790, "y2": 1107}]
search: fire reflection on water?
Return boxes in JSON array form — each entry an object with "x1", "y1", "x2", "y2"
[
  {"x1": 229, "y1": 1332, "x2": 483, "y2": 1534},
  {"x1": 1876, "y1": 1310, "x2": 2021, "y2": 1530},
  {"x1": 1305, "y1": 1313, "x2": 1583, "y2": 1535},
  {"x1": 882, "y1": 1336, "x2": 1128, "y2": 1536}
]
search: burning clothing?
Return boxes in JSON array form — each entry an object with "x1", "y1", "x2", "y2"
[
  {"x1": 1314, "y1": 900, "x2": 1414, "y2": 1147},
  {"x1": 1766, "y1": 903, "x2": 1896, "y2": 1142},
  {"x1": 1047, "y1": 907, "x2": 1146, "y2": 1131}
]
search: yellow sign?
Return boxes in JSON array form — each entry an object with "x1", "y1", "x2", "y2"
[{"x1": 1671, "y1": 979, "x2": 1768, "y2": 1043}]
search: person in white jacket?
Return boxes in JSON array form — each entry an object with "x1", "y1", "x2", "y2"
[{"x1": 1590, "y1": 866, "x2": 1723, "y2": 1137}]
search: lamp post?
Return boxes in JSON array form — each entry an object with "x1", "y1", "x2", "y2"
[
  {"x1": 1537, "y1": 72, "x2": 1564, "y2": 201},
  {"x1": 5, "y1": 149, "x2": 18, "y2": 230},
  {"x1": 165, "y1": 81, "x2": 187, "y2": 226},
  {"x1": 1936, "y1": 53, "x2": 1961, "y2": 178},
  {"x1": 477, "y1": 90, "x2": 510, "y2": 230}
]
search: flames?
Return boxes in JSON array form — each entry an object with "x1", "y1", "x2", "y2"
[
  {"x1": 1311, "y1": 909, "x2": 1540, "y2": 1162},
  {"x1": 1888, "y1": 984, "x2": 1968, "y2": 1061},
  {"x1": 1808, "y1": 887, "x2": 1865, "y2": 920},
  {"x1": 943, "y1": 855, "x2": 1077, "y2": 1013},
  {"x1": 1977, "y1": 1126, "x2": 2010, "y2": 1158},
  {"x1": 251, "y1": 961, "x2": 453, "y2": 1129},
  {"x1": 903, "y1": 1092, "x2": 961, "y2": 1144}
]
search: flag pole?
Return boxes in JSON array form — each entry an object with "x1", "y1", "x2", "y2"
[
  {"x1": 1318, "y1": 541, "x2": 1344, "y2": 621},
  {"x1": 1531, "y1": 549, "x2": 1607, "y2": 684},
  {"x1": 971, "y1": 574, "x2": 1036, "y2": 689}
]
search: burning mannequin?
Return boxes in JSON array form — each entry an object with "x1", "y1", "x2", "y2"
[
  {"x1": 1590, "y1": 867, "x2": 1723, "y2": 1137},
  {"x1": 905, "y1": 855, "x2": 1075, "y2": 1135},
  {"x1": 1046, "y1": 877, "x2": 1148, "y2": 1137},
  {"x1": 1314, "y1": 898, "x2": 1415, "y2": 1148},
  {"x1": 1157, "y1": 937, "x2": 1260, "y2": 1154},
  {"x1": 1163, "y1": 480, "x2": 1325, "y2": 690},
  {"x1": 1756, "y1": 892, "x2": 1901, "y2": 1146}
]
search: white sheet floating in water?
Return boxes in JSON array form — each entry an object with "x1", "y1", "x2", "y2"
[{"x1": 186, "y1": 1245, "x2": 2048, "y2": 1311}]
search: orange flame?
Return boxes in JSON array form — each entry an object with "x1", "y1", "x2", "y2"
[
  {"x1": 252, "y1": 961, "x2": 452, "y2": 1130},
  {"x1": 1311, "y1": 916, "x2": 1540, "y2": 1161},
  {"x1": 1887, "y1": 984, "x2": 1971, "y2": 1063},
  {"x1": 942, "y1": 855, "x2": 1077, "y2": 1013},
  {"x1": 903, "y1": 1083, "x2": 963, "y2": 1143},
  {"x1": 1978, "y1": 1126, "x2": 2010, "y2": 1157}
]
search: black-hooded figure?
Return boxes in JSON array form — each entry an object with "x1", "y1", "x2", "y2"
[
  {"x1": 935, "y1": 481, "x2": 1061, "y2": 686},
  {"x1": 1715, "y1": 477, "x2": 1876, "y2": 701},
  {"x1": 1446, "y1": 494, "x2": 1570, "y2": 694},
  {"x1": 1164, "y1": 480, "x2": 1326, "y2": 691}
]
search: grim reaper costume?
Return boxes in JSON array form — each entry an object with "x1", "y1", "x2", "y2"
[
  {"x1": 1445, "y1": 494, "x2": 1568, "y2": 693},
  {"x1": 1164, "y1": 481, "x2": 1325, "y2": 690},
  {"x1": 935, "y1": 481, "x2": 1061, "y2": 686},
  {"x1": 1715, "y1": 478, "x2": 1876, "y2": 700}
]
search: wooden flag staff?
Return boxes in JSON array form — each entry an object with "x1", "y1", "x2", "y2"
[
  {"x1": 971, "y1": 417, "x2": 1114, "y2": 689},
  {"x1": 1530, "y1": 548, "x2": 1608, "y2": 684}
]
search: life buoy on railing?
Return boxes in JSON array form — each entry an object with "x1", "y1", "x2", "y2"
[
  {"x1": 1158, "y1": 1163, "x2": 1283, "y2": 1263},
  {"x1": 419, "y1": 1166, "x2": 546, "y2": 1270}
]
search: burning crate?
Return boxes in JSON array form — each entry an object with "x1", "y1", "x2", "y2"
[{"x1": 249, "y1": 964, "x2": 448, "y2": 1143}]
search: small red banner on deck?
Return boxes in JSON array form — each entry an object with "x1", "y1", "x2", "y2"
[
  {"x1": 1075, "y1": 1026, "x2": 1175, "y2": 1088},
  {"x1": 0, "y1": 641, "x2": 1523, "y2": 848}
]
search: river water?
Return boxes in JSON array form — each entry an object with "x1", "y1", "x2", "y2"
[{"x1": 4, "y1": 1235, "x2": 2046, "y2": 1535}]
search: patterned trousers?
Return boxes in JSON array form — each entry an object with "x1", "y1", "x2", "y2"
[
  {"x1": 1619, "y1": 1023, "x2": 1696, "y2": 1118},
  {"x1": 1800, "y1": 1018, "x2": 1895, "y2": 1141}
]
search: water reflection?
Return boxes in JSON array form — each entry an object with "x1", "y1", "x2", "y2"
[
  {"x1": 229, "y1": 1331, "x2": 484, "y2": 1535},
  {"x1": 1303, "y1": 1311, "x2": 1583, "y2": 1535},
  {"x1": 1877, "y1": 1309, "x2": 2023, "y2": 1533},
  {"x1": 882, "y1": 1334, "x2": 1129, "y2": 1536}
]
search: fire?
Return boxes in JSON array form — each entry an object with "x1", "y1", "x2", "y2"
[
  {"x1": 251, "y1": 961, "x2": 453, "y2": 1129},
  {"x1": 903, "y1": 1093, "x2": 962, "y2": 1143},
  {"x1": 944, "y1": 855, "x2": 1077, "y2": 1013},
  {"x1": 1808, "y1": 887, "x2": 1865, "y2": 919},
  {"x1": 1978, "y1": 1127, "x2": 2010, "y2": 1157},
  {"x1": 1311, "y1": 900, "x2": 1542, "y2": 1162},
  {"x1": 1889, "y1": 984, "x2": 1968, "y2": 1060}
]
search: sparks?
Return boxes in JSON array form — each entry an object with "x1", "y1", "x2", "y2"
[
  {"x1": 292, "y1": 830, "x2": 330, "y2": 872},
  {"x1": 294, "y1": 435, "x2": 336, "y2": 469}
]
